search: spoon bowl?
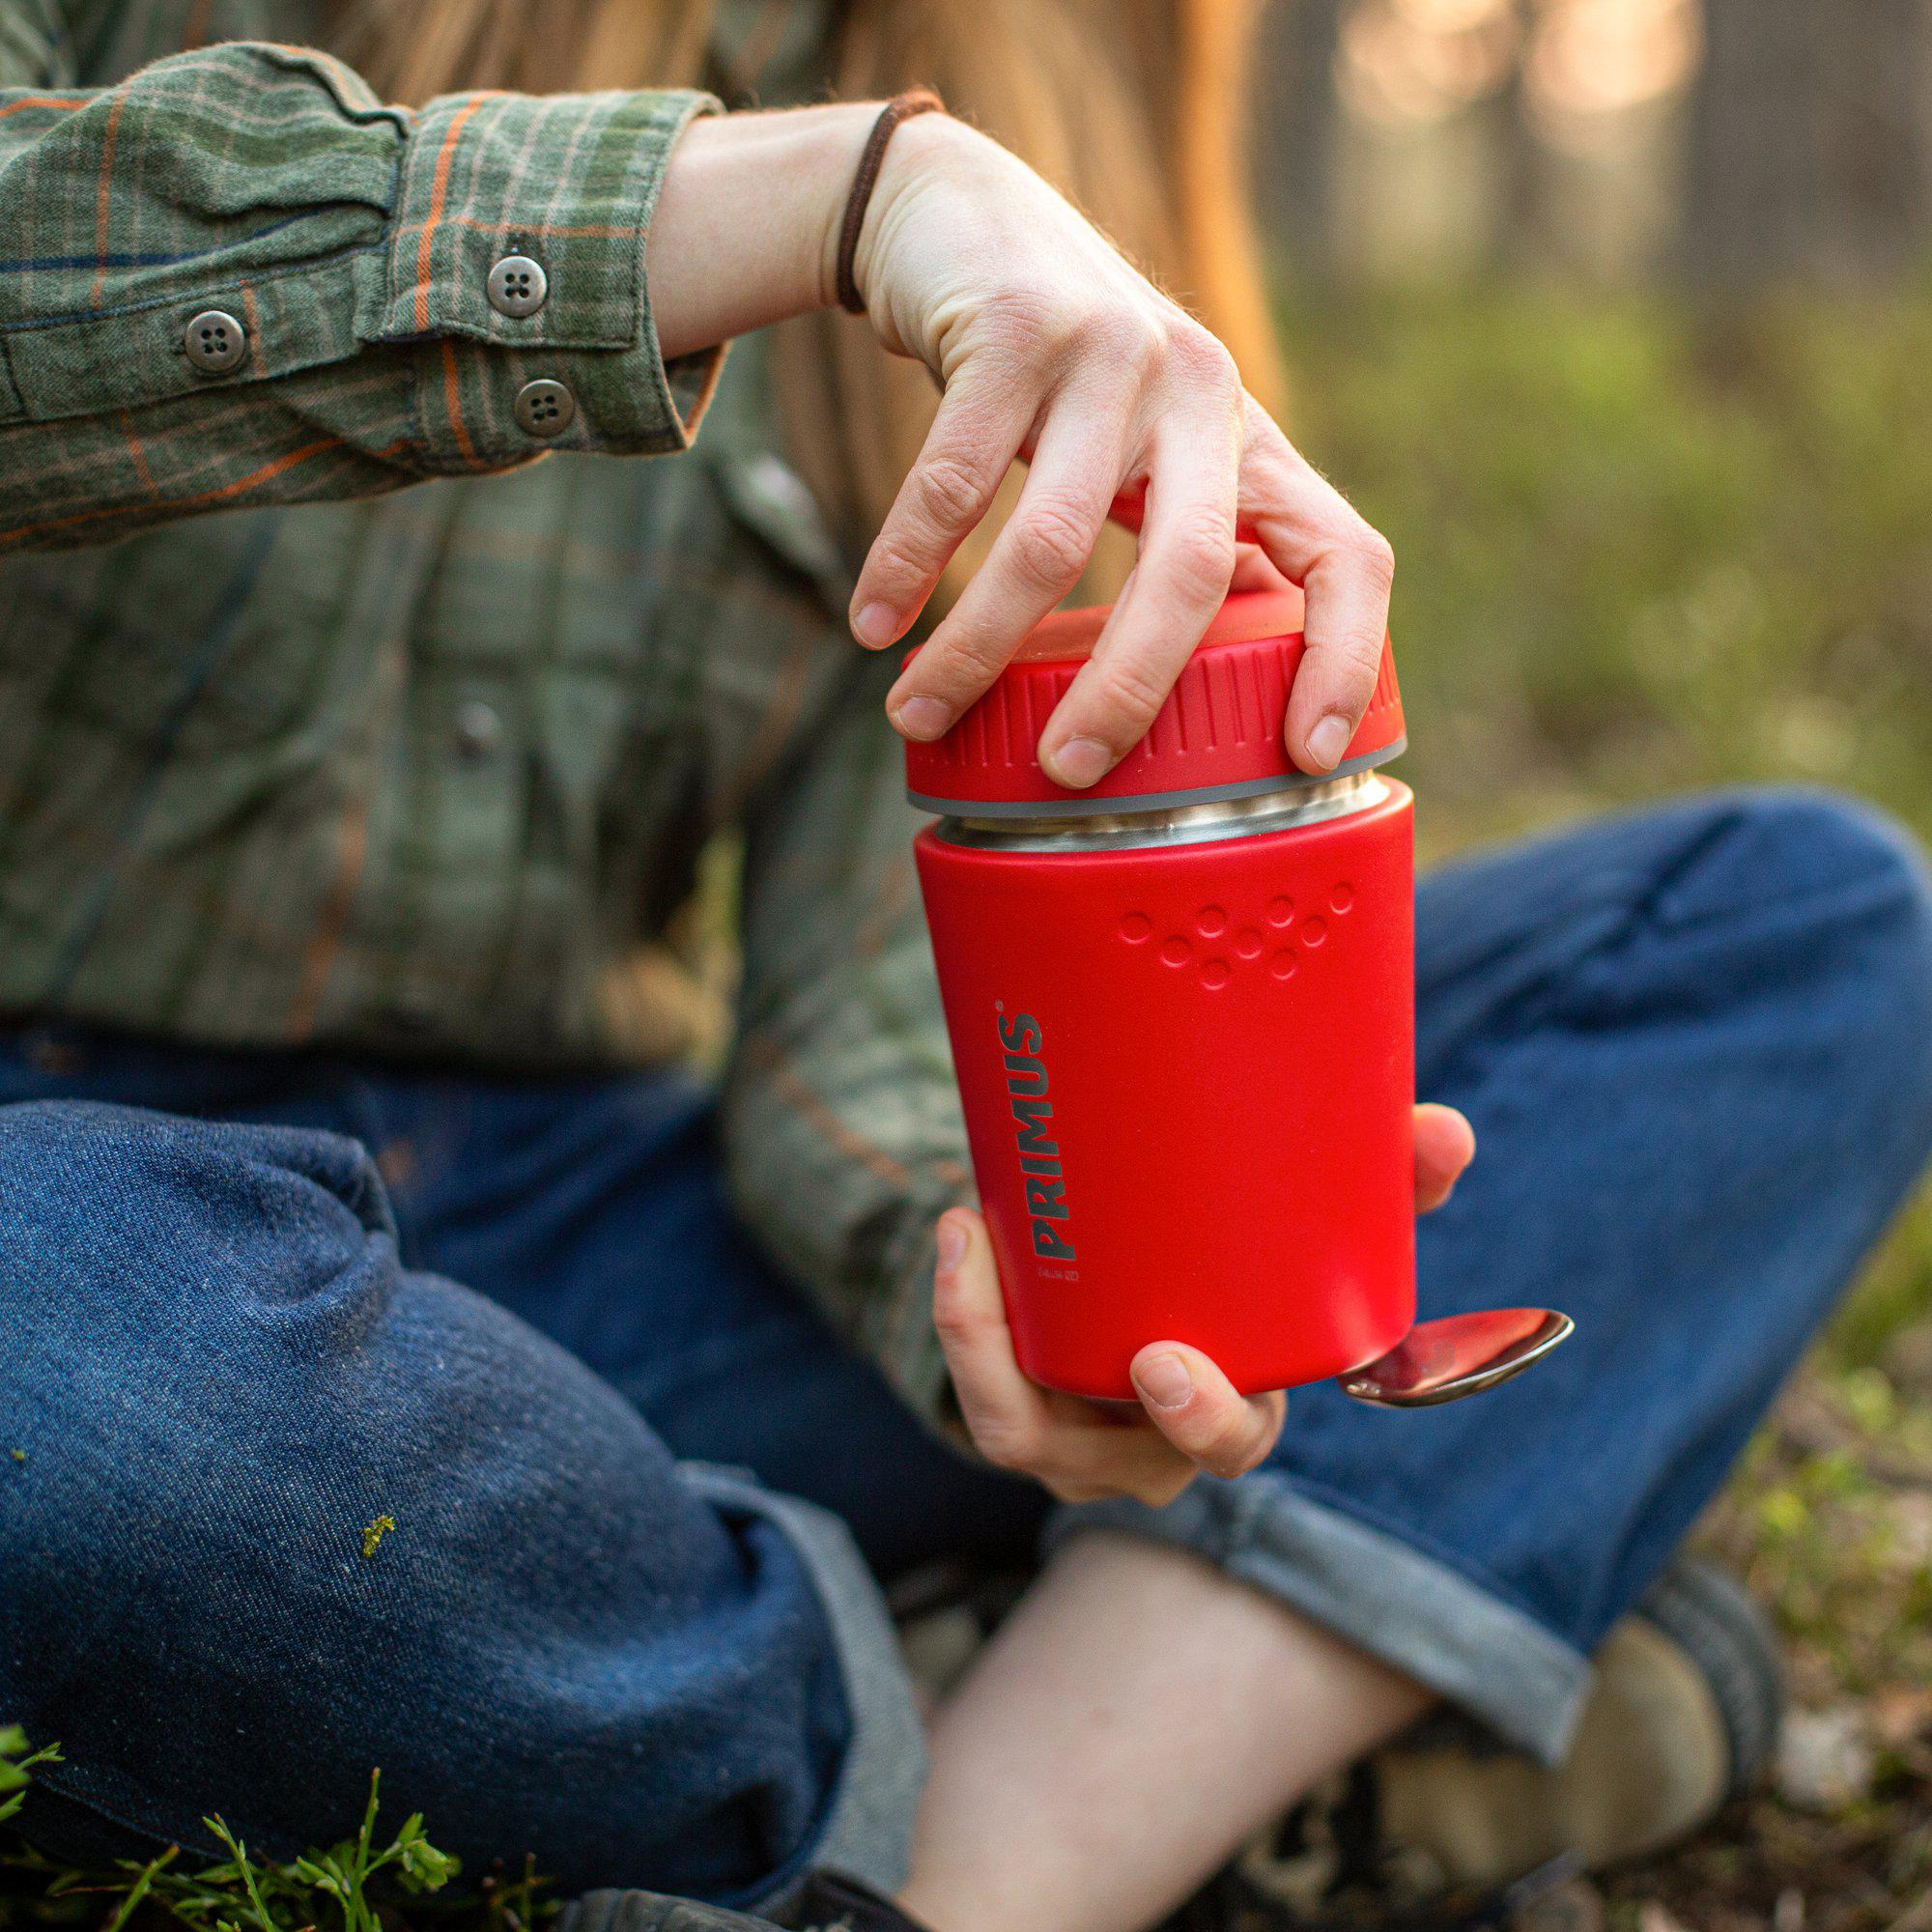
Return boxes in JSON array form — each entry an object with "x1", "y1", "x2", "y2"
[{"x1": 1338, "y1": 1308, "x2": 1574, "y2": 1407}]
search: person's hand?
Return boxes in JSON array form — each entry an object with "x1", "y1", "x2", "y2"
[
  {"x1": 846, "y1": 113, "x2": 1395, "y2": 790},
  {"x1": 932, "y1": 1104, "x2": 1475, "y2": 1506}
]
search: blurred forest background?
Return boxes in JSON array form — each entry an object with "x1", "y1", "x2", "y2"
[{"x1": 1250, "y1": 3, "x2": 1932, "y2": 1926}]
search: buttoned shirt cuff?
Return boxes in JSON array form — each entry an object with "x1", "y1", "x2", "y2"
[{"x1": 357, "y1": 84, "x2": 725, "y2": 469}]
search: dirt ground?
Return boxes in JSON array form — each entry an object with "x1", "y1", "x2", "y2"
[{"x1": 1577, "y1": 1199, "x2": 1932, "y2": 1932}]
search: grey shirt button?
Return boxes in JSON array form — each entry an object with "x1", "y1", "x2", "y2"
[
  {"x1": 513, "y1": 378, "x2": 576, "y2": 439},
  {"x1": 487, "y1": 254, "x2": 549, "y2": 319},
  {"x1": 184, "y1": 309, "x2": 246, "y2": 375},
  {"x1": 453, "y1": 699, "x2": 504, "y2": 760}
]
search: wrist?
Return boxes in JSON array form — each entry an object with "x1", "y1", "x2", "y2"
[
  {"x1": 649, "y1": 102, "x2": 878, "y2": 359},
  {"x1": 792, "y1": 101, "x2": 892, "y2": 312},
  {"x1": 849, "y1": 111, "x2": 980, "y2": 350}
]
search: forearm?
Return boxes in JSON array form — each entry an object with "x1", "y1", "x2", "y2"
[
  {"x1": 647, "y1": 103, "x2": 877, "y2": 361},
  {"x1": 0, "y1": 68, "x2": 903, "y2": 550}
]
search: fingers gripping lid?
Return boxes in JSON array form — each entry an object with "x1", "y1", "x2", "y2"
[{"x1": 902, "y1": 589, "x2": 1406, "y2": 817}]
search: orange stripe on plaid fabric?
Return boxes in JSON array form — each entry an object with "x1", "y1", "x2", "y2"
[
  {"x1": 116, "y1": 411, "x2": 158, "y2": 495},
  {"x1": 742, "y1": 1033, "x2": 917, "y2": 1192},
  {"x1": 0, "y1": 97, "x2": 89, "y2": 119},
  {"x1": 90, "y1": 92, "x2": 128, "y2": 306},
  {"x1": 413, "y1": 97, "x2": 488, "y2": 334},
  {"x1": 439, "y1": 338, "x2": 478, "y2": 468},
  {"x1": 0, "y1": 435, "x2": 347, "y2": 548}
]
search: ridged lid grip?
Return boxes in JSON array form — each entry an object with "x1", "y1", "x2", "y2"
[{"x1": 903, "y1": 589, "x2": 1406, "y2": 817}]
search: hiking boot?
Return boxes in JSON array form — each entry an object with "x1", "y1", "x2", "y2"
[
  {"x1": 1179, "y1": 1556, "x2": 1783, "y2": 1930},
  {"x1": 562, "y1": 1870, "x2": 929, "y2": 1932}
]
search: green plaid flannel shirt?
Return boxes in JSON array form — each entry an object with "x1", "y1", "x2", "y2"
[{"x1": 0, "y1": 0, "x2": 970, "y2": 1420}]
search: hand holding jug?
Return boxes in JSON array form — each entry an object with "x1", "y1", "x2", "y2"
[{"x1": 907, "y1": 591, "x2": 1572, "y2": 1406}]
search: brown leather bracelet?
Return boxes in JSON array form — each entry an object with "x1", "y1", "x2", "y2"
[{"x1": 836, "y1": 87, "x2": 946, "y2": 316}]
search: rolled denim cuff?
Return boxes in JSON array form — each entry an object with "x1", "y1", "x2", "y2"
[
  {"x1": 1047, "y1": 1471, "x2": 1591, "y2": 1766},
  {"x1": 681, "y1": 1464, "x2": 926, "y2": 1904}
]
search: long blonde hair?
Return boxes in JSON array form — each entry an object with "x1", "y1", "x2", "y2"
[{"x1": 334, "y1": 0, "x2": 1284, "y2": 602}]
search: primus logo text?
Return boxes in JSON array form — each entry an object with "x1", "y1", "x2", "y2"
[{"x1": 997, "y1": 1009, "x2": 1075, "y2": 1262}]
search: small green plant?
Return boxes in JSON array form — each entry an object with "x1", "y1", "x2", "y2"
[
  {"x1": 0, "y1": 1730, "x2": 550, "y2": 1932},
  {"x1": 0, "y1": 1730, "x2": 63, "y2": 1830}
]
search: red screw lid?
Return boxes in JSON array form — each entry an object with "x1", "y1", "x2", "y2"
[{"x1": 903, "y1": 588, "x2": 1406, "y2": 817}]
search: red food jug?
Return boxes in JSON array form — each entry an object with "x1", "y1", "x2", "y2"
[{"x1": 906, "y1": 590, "x2": 1570, "y2": 1406}]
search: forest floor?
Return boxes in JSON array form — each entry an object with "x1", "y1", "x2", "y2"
[{"x1": 1293, "y1": 281, "x2": 1932, "y2": 1931}]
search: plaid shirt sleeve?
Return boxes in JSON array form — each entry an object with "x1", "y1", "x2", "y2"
[
  {"x1": 0, "y1": 28, "x2": 723, "y2": 551},
  {"x1": 723, "y1": 652, "x2": 977, "y2": 1428}
]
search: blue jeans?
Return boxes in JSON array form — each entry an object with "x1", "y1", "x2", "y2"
[{"x1": 4, "y1": 791, "x2": 1932, "y2": 1908}]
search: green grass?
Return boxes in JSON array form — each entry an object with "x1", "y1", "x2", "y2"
[{"x1": 0, "y1": 1730, "x2": 546, "y2": 1932}]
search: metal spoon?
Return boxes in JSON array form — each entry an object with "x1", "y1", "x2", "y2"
[{"x1": 1337, "y1": 1308, "x2": 1575, "y2": 1408}]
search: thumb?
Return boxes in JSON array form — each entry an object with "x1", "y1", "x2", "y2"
[{"x1": 1128, "y1": 1344, "x2": 1286, "y2": 1479}]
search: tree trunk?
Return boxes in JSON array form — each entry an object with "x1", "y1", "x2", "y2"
[
  {"x1": 1818, "y1": 0, "x2": 1932, "y2": 274},
  {"x1": 1682, "y1": 0, "x2": 1930, "y2": 282},
  {"x1": 1251, "y1": 0, "x2": 1348, "y2": 277},
  {"x1": 1490, "y1": 0, "x2": 1547, "y2": 267},
  {"x1": 1681, "y1": 0, "x2": 1820, "y2": 280}
]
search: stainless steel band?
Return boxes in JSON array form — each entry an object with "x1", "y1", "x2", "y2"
[
  {"x1": 907, "y1": 736, "x2": 1406, "y2": 824},
  {"x1": 932, "y1": 772, "x2": 1389, "y2": 854}
]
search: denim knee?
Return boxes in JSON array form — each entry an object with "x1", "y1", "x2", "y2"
[
  {"x1": 1645, "y1": 787, "x2": 1932, "y2": 1177},
  {"x1": 1652, "y1": 789, "x2": 1932, "y2": 944},
  {"x1": 0, "y1": 1097, "x2": 395, "y2": 1342},
  {"x1": 0, "y1": 1101, "x2": 410, "y2": 1825},
  {"x1": 0, "y1": 1100, "x2": 909, "y2": 1903}
]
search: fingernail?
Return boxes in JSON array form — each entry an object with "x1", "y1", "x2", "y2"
[
  {"x1": 895, "y1": 696, "x2": 953, "y2": 740},
  {"x1": 1133, "y1": 1351, "x2": 1192, "y2": 1410},
  {"x1": 1046, "y1": 737, "x2": 1111, "y2": 789},
  {"x1": 935, "y1": 1218, "x2": 967, "y2": 1269},
  {"x1": 1306, "y1": 714, "x2": 1352, "y2": 772},
  {"x1": 853, "y1": 602, "x2": 899, "y2": 649}
]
